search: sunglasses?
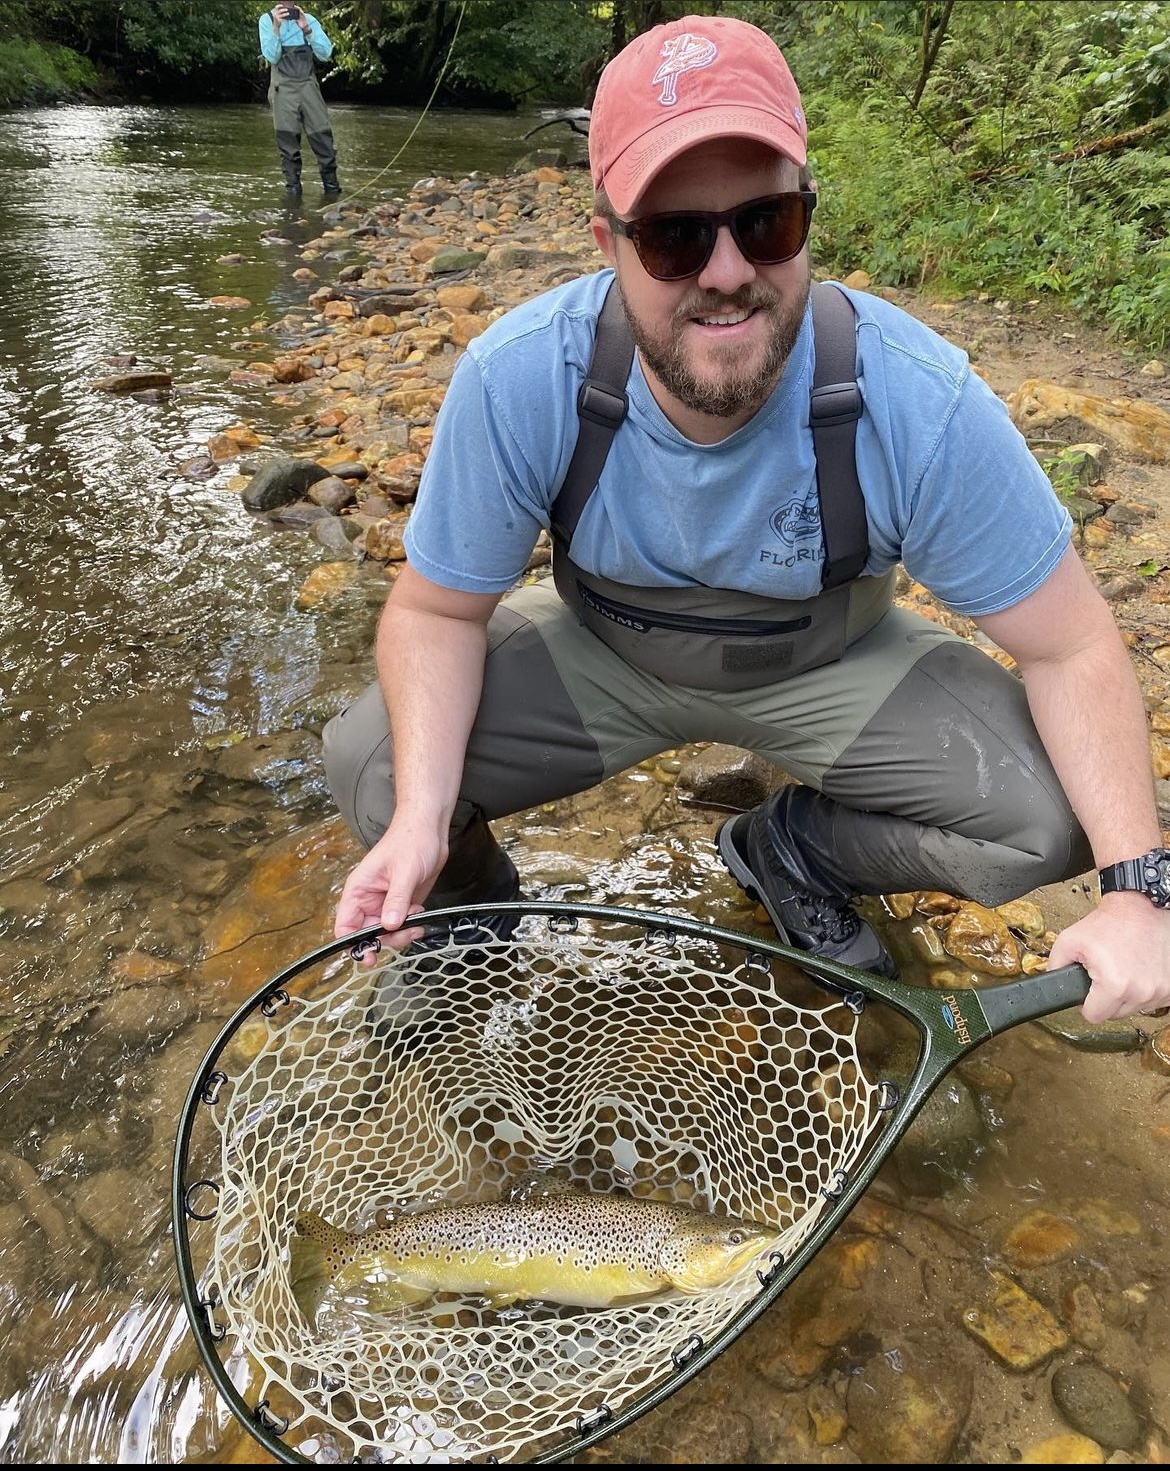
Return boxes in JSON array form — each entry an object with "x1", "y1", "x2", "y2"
[{"x1": 609, "y1": 190, "x2": 817, "y2": 282}]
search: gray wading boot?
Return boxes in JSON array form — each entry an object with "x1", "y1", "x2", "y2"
[
  {"x1": 716, "y1": 787, "x2": 899, "y2": 979},
  {"x1": 367, "y1": 812, "x2": 522, "y2": 1050}
]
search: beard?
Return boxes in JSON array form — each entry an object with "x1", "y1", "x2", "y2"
[{"x1": 622, "y1": 276, "x2": 810, "y2": 422}]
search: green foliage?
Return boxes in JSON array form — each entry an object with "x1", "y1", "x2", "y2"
[
  {"x1": 117, "y1": 0, "x2": 269, "y2": 93},
  {"x1": 444, "y1": 1, "x2": 608, "y2": 105},
  {"x1": 0, "y1": 37, "x2": 101, "y2": 106},
  {"x1": 1040, "y1": 447, "x2": 1098, "y2": 500},
  {"x1": 754, "y1": 0, "x2": 1170, "y2": 352},
  {"x1": 302, "y1": 0, "x2": 607, "y2": 105},
  {"x1": 1064, "y1": 2, "x2": 1170, "y2": 127}
]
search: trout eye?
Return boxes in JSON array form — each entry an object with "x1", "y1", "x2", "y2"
[{"x1": 728, "y1": 1231, "x2": 744, "y2": 1245}]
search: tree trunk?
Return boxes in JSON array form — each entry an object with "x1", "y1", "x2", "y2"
[{"x1": 911, "y1": 0, "x2": 955, "y2": 110}]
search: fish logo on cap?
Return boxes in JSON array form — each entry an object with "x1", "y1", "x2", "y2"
[{"x1": 651, "y1": 33, "x2": 717, "y2": 105}]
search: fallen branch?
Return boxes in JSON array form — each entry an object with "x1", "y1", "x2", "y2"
[{"x1": 970, "y1": 109, "x2": 1170, "y2": 181}]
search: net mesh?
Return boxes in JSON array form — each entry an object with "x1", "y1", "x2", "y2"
[{"x1": 201, "y1": 916, "x2": 887, "y2": 1463}]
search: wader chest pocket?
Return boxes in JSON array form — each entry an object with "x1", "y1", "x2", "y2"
[{"x1": 573, "y1": 579, "x2": 848, "y2": 692}]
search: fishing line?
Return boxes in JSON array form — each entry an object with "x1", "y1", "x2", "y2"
[{"x1": 314, "y1": 0, "x2": 468, "y2": 213}]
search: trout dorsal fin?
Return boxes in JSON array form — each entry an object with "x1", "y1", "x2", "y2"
[{"x1": 504, "y1": 1169, "x2": 582, "y2": 1203}]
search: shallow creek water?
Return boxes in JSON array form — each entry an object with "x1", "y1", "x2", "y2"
[{"x1": 0, "y1": 102, "x2": 1166, "y2": 1464}]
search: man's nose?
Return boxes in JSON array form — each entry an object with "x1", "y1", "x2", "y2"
[{"x1": 695, "y1": 222, "x2": 756, "y2": 293}]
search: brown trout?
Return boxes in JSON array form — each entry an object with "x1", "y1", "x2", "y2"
[{"x1": 289, "y1": 1187, "x2": 778, "y2": 1320}]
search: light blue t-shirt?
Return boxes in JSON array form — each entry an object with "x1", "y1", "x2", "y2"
[
  {"x1": 258, "y1": 11, "x2": 332, "y2": 65},
  {"x1": 405, "y1": 270, "x2": 1071, "y2": 618}
]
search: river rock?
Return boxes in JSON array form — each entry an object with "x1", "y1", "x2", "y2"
[
  {"x1": 1037, "y1": 1007, "x2": 1143, "y2": 1052},
  {"x1": 427, "y1": 246, "x2": 486, "y2": 274},
  {"x1": 88, "y1": 977, "x2": 199, "y2": 1044},
  {"x1": 311, "y1": 516, "x2": 364, "y2": 554},
  {"x1": 754, "y1": 1237, "x2": 878, "y2": 1388},
  {"x1": 306, "y1": 475, "x2": 356, "y2": 513},
  {"x1": 961, "y1": 1270, "x2": 1068, "y2": 1369},
  {"x1": 91, "y1": 370, "x2": 173, "y2": 393},
  {"x1": 1019, "y1": 1430, "x2": 1105, "y2": 1462},
  {"x1": 1061, "y1": 1281, "x2": 1108, "y2": 1351},
  {"x1": 1008, "y1": 380, "x2": 1170, "y2": 462},
  {"x1": 241, "y1": 457, "x2": 332, "y2": 510},
  {"x1": 295, "y1": 561, "x2": 363, "y2": 610},
  {"x1": 358, "y1": 290, "x2": 430, "y2": 315},
  {"x1": 845, "y1": 1349, "x2": 973, "y2": 1462},
  {"x1": 942, "y1": 900, "x2": 1021, "y2": 975},
  {"x1": 1000, "y1": 1207, "x2": 1081, "y2": 1267},
  {"x1": 269, "y1": 500, "x2": 333, "y2": 527},
  {"x1": 1051, "y1": 1361, "x2": 1143, "y2": 1450},
  {"x1": 885, "y1": 1038, "x2": 987, "y2": 1196},
  {"x1": 73, "y1": 1165, "x2": 166, "y2": 1252},
  {"x1": 196, "y1": 730, "x2": 325, "y2": 802},
  {"x1": 195, "y1": 817, "x2": 356, "y2": 1002},
  {"x1": 673, "y1": 746, "x2": 789, "y2": 811}
]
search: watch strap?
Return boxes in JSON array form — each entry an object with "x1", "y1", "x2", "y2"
[{"x1": 1099, "y1": 857, "x2": 1147, "y2": 897}]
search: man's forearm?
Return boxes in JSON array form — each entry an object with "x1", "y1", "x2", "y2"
[
  {"x1": 375, "y1": 602, "x2": 488, "y2": 836},
  {"x1": 1019, "y1": 629, "x2": 1160, "y2": 868}
]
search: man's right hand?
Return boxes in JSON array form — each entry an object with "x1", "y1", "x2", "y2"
[{"x1": 334, "y1": 817, "x2": 450, "y2": 962}]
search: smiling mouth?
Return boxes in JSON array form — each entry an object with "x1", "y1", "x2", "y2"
[{"x1": 693, "y1": 306, "x2": 756, "y2": 328}]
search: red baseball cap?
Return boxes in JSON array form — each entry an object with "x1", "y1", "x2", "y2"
[{"x1": 589, "y1": 14, "x2": 807, "y2": 217}]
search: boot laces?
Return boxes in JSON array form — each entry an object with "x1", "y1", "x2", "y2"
[{"x1": 795, "y1": 891, "x2": 860, "y2": 946}]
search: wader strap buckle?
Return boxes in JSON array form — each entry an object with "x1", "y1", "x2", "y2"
[
  {"x1": 810, "y1": 381, "x2": 862, "y2": 428},
  {"x1": 577, "y1": 380, "x2": 628, "y2": 428}
]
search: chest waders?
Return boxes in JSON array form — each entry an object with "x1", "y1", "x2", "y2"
[
  {"x1": 549, "y1": 280, "x2": 897, "y2": 693},
  {"x1": 268, "y1": 45, "x2": 339, "y2": 193}
]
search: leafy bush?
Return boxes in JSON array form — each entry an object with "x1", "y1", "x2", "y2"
[
  {"x1": 762, "y1": 0, "x2": 1170, "y2": 351},
  {"x1": 0, "y1": 38, "x2": 101, "y2": 106}
]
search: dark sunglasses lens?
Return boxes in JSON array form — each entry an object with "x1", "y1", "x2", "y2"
[
  {"x1": 633, "y1": 216, "x2": 714, "y2": 280},
  {"x1": 735, "y1": 197, "x2": 809, "y2": 263},
  {"x1": 630, "y1": 197, "x2": 811, "y2": 279}
]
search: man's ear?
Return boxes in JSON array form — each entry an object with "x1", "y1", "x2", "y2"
[{"x1": 591, "y1": 216, "x2": 618, "y2": 266}]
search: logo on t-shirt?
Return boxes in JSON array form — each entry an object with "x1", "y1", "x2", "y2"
[{"x1": 770, "y1": 499, "x2": 821, "y2": 546}]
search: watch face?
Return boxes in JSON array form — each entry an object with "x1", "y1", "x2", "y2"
[{"x1": 1143, "y1": 849, "x2": 1170, "y2": 907}]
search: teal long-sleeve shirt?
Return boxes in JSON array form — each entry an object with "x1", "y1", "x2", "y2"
[{"x1": 258, "y1": 11, "x2": 333, "y2": 65}]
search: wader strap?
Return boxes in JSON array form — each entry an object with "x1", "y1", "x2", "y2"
[
  {"x1": 549, "y1": 280, "x2": 867, "y2": 587},
  {"x1": 810, "y1": 283, "x2": 866, "y2": 589},
  {"x1": 550, "y1": 282, "x2": 633, "y2": 552}
]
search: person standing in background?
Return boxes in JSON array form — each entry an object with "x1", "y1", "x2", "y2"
[{"x1": 258, "y1": 3, "x2": 341, "y2": 199}]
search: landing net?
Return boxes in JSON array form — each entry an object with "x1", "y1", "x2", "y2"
[{"x1": 188, "y1": 912, "x2": 888, "y2": 1462}]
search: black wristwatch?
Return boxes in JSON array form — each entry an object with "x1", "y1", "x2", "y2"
[{"x1": 1098, "y1": 848, "x2": 1170, "y2": 908}]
